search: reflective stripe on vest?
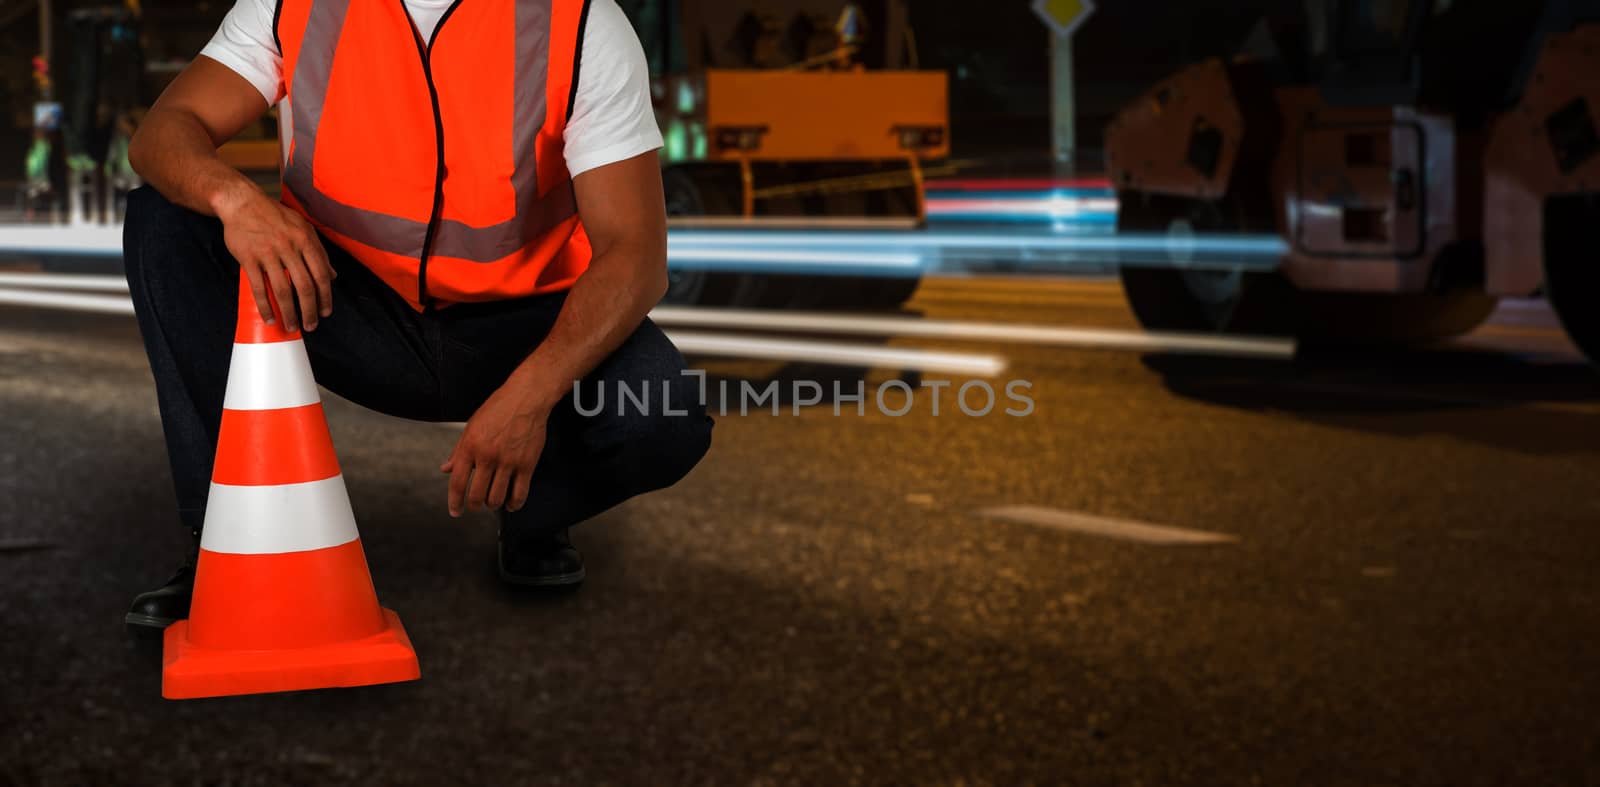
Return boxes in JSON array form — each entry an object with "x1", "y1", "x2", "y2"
[{"x1": 277, "y1": 0, "x2": 589, "y2": 305}]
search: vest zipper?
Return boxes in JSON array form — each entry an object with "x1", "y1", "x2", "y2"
[{"x1": 404, "y1": 0, "x2": 465, "y2": 311}]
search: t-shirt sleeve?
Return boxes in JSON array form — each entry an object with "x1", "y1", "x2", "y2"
[
  {"x1": 562, "y1": 0, "x2": 664, "y2": 178},
  {"x1": 198, "y1": 0, "x2": 285, "y2": 105}
]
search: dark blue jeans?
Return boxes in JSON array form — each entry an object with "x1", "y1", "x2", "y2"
[{"x1": 122, "y1": 186, "x2": 712, "y2": 544}]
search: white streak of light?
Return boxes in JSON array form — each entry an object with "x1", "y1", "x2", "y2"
[
  {"x1": 651, "y1": 307, "x2": 1295, "y2": 360},
  {"x1": 0, "y1": 288, "x2": 135, "y2": 314},
  {"x1": 0, "y1": 273, "x2": 128, "y2": 292},
  {"x1": 0, "y1": 285, "x2": 1009, "y2": 376},
  {"x1": 665, "y1": 331, "x2": 1007, "y2": 377},
  {"x1": 664, "y1": 247, "x2": 925, "y2": 269}
]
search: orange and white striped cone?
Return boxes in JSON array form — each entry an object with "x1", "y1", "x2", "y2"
[{"x1": 161, "y1": 279, "x2": 420, "y2": 699}]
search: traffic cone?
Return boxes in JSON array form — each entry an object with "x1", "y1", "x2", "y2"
[{"x1": 162, "y1": 279, "x2": 420, "y2": 699}]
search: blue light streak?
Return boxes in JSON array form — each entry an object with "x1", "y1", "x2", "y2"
[{"x1": 1, "y1": 224, "x2": 1287, "y2": 277}]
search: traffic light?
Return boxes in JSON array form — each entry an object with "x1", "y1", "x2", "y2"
[{"x1": 31, "y1": 55, "x2": 52, "y2": 96}]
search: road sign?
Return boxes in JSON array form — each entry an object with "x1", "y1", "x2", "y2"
[
  {"x1": 1033, "y1": 0, "x2": 1095, "y2": 167},
  {"x1": 1032, "y1": 0, "x2": 1095, "y2": 38}
]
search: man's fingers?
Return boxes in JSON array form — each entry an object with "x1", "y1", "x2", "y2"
[
  {"x1": 263, "y1": 263, "x2": 299, "y2": 331},
  {"x1": 447, "y1": 456, "x2": 472, "y2": 518},
  {"x1": 300, "y1": 235, "x2": 335, "y2": 318},
  {"x1": 486, "y1": 465, "x2": 513, "y2": 510},
  {"x1": 465, "y1": 458, "x2": 495, "y2": 513},
  {"x1": 243, "y1": 266, "x2": 275, "y2": 325},
  {"x1": 506, "y1": 469, "x2": 531, "y2": 513},
  {"x1": 282, "y1": 255, "x2": 320, "y2": 332}
]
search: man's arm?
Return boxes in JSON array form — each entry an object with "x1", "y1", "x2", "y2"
[
  {"x1": 442, "y1": 150, "x2": 669, "y2": 516},
  {"x1": 129, "y1": 56, "x2": 333, "y2": 331}
]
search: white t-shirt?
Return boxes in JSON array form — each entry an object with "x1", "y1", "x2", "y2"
[{"x1": 200, "y1": 0, "x2": 662, "y2": 177}]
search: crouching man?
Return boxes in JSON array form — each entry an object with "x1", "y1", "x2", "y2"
[{"x1": 122, "y1": 0, "x2": 713, "y2": 628}]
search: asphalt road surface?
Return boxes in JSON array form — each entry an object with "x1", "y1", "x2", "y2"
[{"x1": 3, "y1": 277, "x2": 1598, "y2": 786}]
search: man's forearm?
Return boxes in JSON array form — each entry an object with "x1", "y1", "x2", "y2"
[
  {"x1": 504, "y1": 248, "x2": 668, "y2": 412},
  {"x1": 129, "y1": 108, "x2": 262, "y2": 220}
]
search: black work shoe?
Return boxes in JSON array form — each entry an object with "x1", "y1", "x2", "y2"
[
  {"x1": 125, "y1": 563, "x2": 195, "y2": 629},
  {"x1": 126, "y1": 531, "x2": 199, "y2": 629},
  {"x1": 498, "y1": 527, "x2": 586, "y2": 587}
]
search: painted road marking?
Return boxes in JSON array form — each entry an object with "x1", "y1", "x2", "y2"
[
  {"x1": 978, "y1": 505, "x2": 1238, "y2": 545},
  {"x1": 0, "y1": 539, "x2": 57, "y2": 553}
]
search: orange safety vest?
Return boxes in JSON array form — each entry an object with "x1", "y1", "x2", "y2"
[{"x1": 276, "y1": 0, "x2": 594, "y2": 311}]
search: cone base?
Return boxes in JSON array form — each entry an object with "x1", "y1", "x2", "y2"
[{"x1": 161, "y1": 608, "x2": 420, "y2": 699}]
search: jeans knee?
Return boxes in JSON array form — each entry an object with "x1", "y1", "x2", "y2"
[
  {"x1": 124, "y1": 185, "x2": 181, "y2": 238},
  {"x1": 123, "y1": 187, "x2": 181, "y2": 279},
  {"x1": 613, "y1": 407, "x2": 714, "y2": 492},
  {"x1": 666, "y1": 410, "x2": 714, "y2": 480},
  {"x1": 124, "y1": 185, "x2": 221, "y2": 264}
]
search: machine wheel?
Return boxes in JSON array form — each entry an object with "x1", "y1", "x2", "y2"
[
  {"x1": 662, "y1": 168, "x2": 739, "y2": 306},
  {"x1": 727, "y1": 184, "x2": 924, "y2": 311},
  {"x1": 711, "y1": 191, "x2": 822, "y2": 309},
  {"x1": 847, "y1": 186, "x2": 924, "y2": 311},
  {"x1": 849, "y1": 276, "x2": 922, "y2": 311},
  {"x1": 1544, "y1": 193, "x2": 1600, "y2": 364},
  {"x1": 1295, "y1": 291, "x2": 1498, "y2": 344},
  {"x1": 1115, "y1": 193, "x2": 1294, "y2": 334},
  {"x1": 1116, "y1": 192, "x2": 1496, "y2": 344}
]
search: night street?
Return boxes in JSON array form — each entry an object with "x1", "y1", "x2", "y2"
[{"x1": 4, "y1": 279, "x2": 1597, "y2": 785}]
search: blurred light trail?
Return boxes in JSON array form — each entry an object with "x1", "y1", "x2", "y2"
[
  {"x1": 0, "y1": 226, "x2": 124, "y2": 257},
  {"x1": 0, "y1": 273, "x2": 128, "y2": 291},
  {"x1": 3, "y1": 224, "x2": 1285, "y2": 277},
  {"x1": 649, "y1": 307, "x2": 1296, "y2": 360},
  {"x1": 927, "y1": 178, "x2": 1114, "y2": 191},
  {"x1": 667, "y1": 228, "x2": 1285, "y2": 275},
  {"x1": 924, "y1": 194, "x2": 1118, "y2": 224},
  {"x1": 664, "y1": 247, "x2": 925, "y2": 275},
  {"x1": 666, "y1": 331, "x2": 1007, "y2": 377},
  {"x1": 0, "y1": 288, "x2": 134, "y2": 315},
  {"x1": 667, "y1": 216, "x2": 922, "y2": 231},
  {"x1": 925, "y1": 177, "x2": 1118, "y2": 225},
  {"x1": 1, "y1": 272, "x2": 1295, "y2": 360},
  {"x1": 0, "y1": 282, "x2": 1010, "y2": 376},
  {"x1": 669, "y1": 229, "x2": 1283, "y2": 255}
]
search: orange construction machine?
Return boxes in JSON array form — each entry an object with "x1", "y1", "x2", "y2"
[
  {"x1": 1105, "y1": 0, "x2": 1600, "y2": 363},
  {"x1": 638, "y1": 0, "x2": 949, "y2": 309}
]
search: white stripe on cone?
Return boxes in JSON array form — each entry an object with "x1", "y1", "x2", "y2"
[
  {"x1": 200, "y1": 475, "x2": 361, "y2": 555},
  {"x1": 222, "y1": 340, "x2": 320, "y2": 411}
]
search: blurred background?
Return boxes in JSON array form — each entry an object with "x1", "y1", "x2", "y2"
[{"x1": 3, "y1": 1, "x2": 1599, "y2": 784}]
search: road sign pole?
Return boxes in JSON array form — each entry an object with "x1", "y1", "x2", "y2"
[
  {"x1": 39, "y1": 0, "x2": 52, "y2": 100},
  {"x1": 1051, "y1": 32, "x2": 1075, "y2": 171},
  {"x1": 1031, "y1": 0, "x2": 1094, "y2": 174}
]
